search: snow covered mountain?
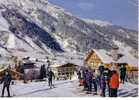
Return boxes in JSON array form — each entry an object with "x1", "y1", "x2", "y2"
[
  {"x1": 0, "y1": 0, "x2": 138, "y2": 58},
  {"x1": 83, "y1": 19, "x2": 113, "y2": 27}
]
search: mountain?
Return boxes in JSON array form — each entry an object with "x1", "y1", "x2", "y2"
[{"x1": 0, "y1": 0, "x2": 138, "y2": 58}]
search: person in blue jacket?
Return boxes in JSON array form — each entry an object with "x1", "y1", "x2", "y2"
[
  {"x1": 82, "y1": 69, "x2": 88, "y2": 91},
  {"x1": 0, "y1": 71, "x2": 12, "y2": 97},
  {"x1": 98, "y1": 63, "x2": 104, "y2": 75},
  {"x1": 99, "y1": 73, "x2": 106, "y2": 97},
  {"x1": 85, "y1": 69, "x2": 93, "y2": 94}
]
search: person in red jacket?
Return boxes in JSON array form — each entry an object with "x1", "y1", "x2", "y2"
[{"x1": 109, "y1": 70, "x2": 119, "y2": 97}]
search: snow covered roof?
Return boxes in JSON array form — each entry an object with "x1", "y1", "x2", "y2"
[
  {"x1": 50, "y1": 59, "x2": 79, "y2": 68},
  {"x1": 51, "y1": 58, "x2": 83, "y2": 68},
  {"x1": 93, "y1": 49, "x2": 113, "y2": 64},
  {"x1": 92, "y1": 49, "x2": 138, "y2": 67},
  {"x1": 50, "y1": 52, "x2": 84, "y2": 68},
  {"x1": 51, "y1": 61, "x2": 68, "y2": 68},
  {"x1": 68, "y1": 58, "x2": 84, "y2": 67},
  {"x1": 116, "y1": 54, "x2": 138, "y2": 67}
]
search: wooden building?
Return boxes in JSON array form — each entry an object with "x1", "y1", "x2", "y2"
[
  {"x1": 51, "y1": 63, "x2": 77, "y2": 80},
  {"x1": 0, "y1": 58, "x2": 22, "y2": 80},
  {"x1": 85, "y1": 48, "x2": 139, "y2": 83},
  {"x1": 85, "y1": 49, "x2": 111, "y2": 69},
  {"x1": 0, "y1": 67, "x2": 22, "y2": 80},
  {"x1": 20, "y1": 62, "x2": 40, "y2": 81},
  {"x1": 85, "y1": 49, "x2": 138, "y2": 71}
]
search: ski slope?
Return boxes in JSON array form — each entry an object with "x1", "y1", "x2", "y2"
[{"x1": 0, "y1": 80, "x2": 138, "y2": 97}]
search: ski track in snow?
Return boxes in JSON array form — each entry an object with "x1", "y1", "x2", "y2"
[{"x1": 0, "y1": 80, "x2": 138, "y2": 97}]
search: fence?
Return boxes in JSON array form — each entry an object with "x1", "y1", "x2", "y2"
[{"x1": 126, "y1": 70, "x2": 138, "y2": 84}]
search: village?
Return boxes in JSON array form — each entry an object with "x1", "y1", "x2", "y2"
[{"x1": 0, "y1": 46, "x2": 138, "y2": 97}]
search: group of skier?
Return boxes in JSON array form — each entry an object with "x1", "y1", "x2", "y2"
[
  {"x1": 77, "y1": 63, "x2": 127, "y2": 97},
  {"x1": 0, "y1": 61, "x2": 127, "y2": 97}
]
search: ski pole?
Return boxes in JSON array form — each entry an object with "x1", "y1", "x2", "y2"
[{"x1": 10, "y1": 82, "x2": 16, "y2": 97}]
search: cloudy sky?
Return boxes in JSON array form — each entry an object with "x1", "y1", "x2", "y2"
[{"x1": 49, "y1": 0, "x2": 138, "y2": 30}]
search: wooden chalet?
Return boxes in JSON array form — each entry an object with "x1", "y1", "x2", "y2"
[
  {"x1": 51, "y1": 63, "x2": 77, "y2": 80},
  {"x1": 0, "y1": 67, "x2": 22, "y2": 80},
  {"x1": 0, "y1": 57, "x2": 23, "y2": 80},
  {"x1": 85, "y1": 48, "x2": 139, "y2": 83},
  {"x1": 85, "y1": 49, "x2": 138, "y2": 71}
]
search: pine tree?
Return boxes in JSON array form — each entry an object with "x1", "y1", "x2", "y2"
[{"x1": 39, "y1": 65, "x2": 46, "y2": 79}]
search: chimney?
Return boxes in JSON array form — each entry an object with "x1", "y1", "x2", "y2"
[{"x1": 111, "y1": 47, "x2": 119, "y2": 61}]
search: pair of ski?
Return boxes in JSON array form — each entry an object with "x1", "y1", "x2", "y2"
[{"x1": 49, "y1": 84, "x2": 56, "y2": 89}]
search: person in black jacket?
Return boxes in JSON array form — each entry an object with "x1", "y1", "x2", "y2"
[
  {"x1": 47, "y1": 68, "x2": 55, "y2": 88},
  {"x1": 92, "y1": 75, "x2": 97, "y2": 95},
  {"x1": 120, "y1": 65, "x2": 126, "y2": 84},
  {"x1": 106, "y1": 68, "x2": 112, "y2": 97},
  {"x1": 98, "y1": 63, "x2": 104, "y2": 75},
  {"x1": 77, "y1": 70, "x2": 81, "y2": 80},
  {"x1": 0, "y1": 71, "x2": 12, "y2": 97},
  {"x1": 82, "y1": 69, "x2": 88, "y2": 91}
]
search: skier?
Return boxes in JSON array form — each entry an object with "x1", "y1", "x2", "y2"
[
  {"x1": 109, "y1": 70, "x2": 119, "y2": 97},
  {"x1": 0, "y1": 71, "x2": 12, "y2": 97},
  {"x1": 103, "y1": 68, "x2": 111, "y2": 96},
  {"x1": 85, "y1": 69, "x2": 93, "y2": 94},
  {"x1": 120, "y1": 65, "x2": 126, "y2": 84},
  {"x1": 107, "y1": 68, "x2": 112, "y2": 97},
  {"x1": 99, "y1": 74, "x2": 106, "y2": 97},
  {"x1": 77, "y1": 70, "x2": 81, "y2": 80},
  {"x1": 47, "y1": 68, "x2": 55, "y2": 88},
  {"x1": 82, "y1": 69, "x2": 88, "y2": 91},
  {"x1": 98, "y1": 63, "x2": 104, "y2": 75},
  {"x1": 77, "y1": 70, "x2": 83, "y2": 86},
  {"x1": 92, "y1": 72, "x2": 97, "y2": 95}
]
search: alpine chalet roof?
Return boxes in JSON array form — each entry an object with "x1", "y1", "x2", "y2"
[{"x1": 93, "y1": 49, "x2": 138, "y2": 67}]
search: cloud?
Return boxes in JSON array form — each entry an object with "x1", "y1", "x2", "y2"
[{"x1": 77, "y1": 2, "x2": 94, "y2": 11}]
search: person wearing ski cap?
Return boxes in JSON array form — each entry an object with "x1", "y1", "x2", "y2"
[
  {"x1": 0, "y1": 71, "x2": 12, "y2": 97},
  {"x1": 105, "y1": 67, "x2": 112, "y2": 97},
  {"x1": 99, "y1": 73, "x2": 106, "y2": 97},
  {"x1": 98, "y1": 63, "x2": 104, "y2": 75},
  {"x1": 109, "y1": 69, "x2": 119, "y2": 97},
  {"x1": 85, "y1": 69, "x2": 93, "y2": 94},
  {"x1": 47, "y1": 68, "x2": 55, "y2": 88},
  {"x1": 119, "y1": 65, "x2": 126, "y2": 84},
  {"x1": 92, "y1": 69, "x2": 98, "y2": 95}
]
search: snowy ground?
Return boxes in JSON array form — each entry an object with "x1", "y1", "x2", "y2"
[{"x1": 0, "y1": 80, "x2": 138, "y2": 97}]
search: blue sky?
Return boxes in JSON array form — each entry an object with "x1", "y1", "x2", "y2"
[{"x1": 49, "y1": 0, "x2": 138, "y2": 30}]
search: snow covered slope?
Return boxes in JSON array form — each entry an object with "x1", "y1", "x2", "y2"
[
  {"x1": 0, "y1": 0, "x2": 138, "y2": 58},
  {"x1": 0, "y1": 80, "x2": 137, "y2": 97}
]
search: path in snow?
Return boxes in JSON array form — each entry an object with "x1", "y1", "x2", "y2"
[{"x1": 0, "y1": 80, "x2": 138, "y2": 97}]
